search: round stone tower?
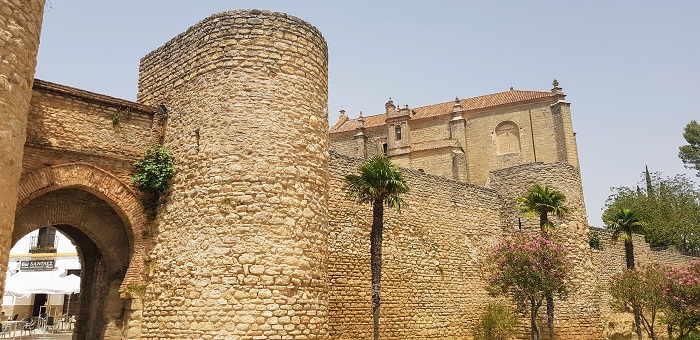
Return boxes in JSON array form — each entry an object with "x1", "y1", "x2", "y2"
[
  {"x1": 137, "y1": 10, "x2": 329, "y2": 339},
  {"x1": 0, "y1": 0, "x2": 45, "y2": 291}
]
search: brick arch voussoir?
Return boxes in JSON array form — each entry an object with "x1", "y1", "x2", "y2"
[{"x1": 17, "y1": 163, "x2": 150, "y2": 285}]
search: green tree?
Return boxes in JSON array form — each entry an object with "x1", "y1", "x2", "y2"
[
  {"x1": 518, "y1": 184, "x2": 569, "y2": 340},
  {"x1": 609, "y1": 263, "x2": 667, "y2": 340},
  {"x1": 484, "y1": 232, "x2": 572, "y2": 340},
  {"x1": 603, "y1": 171, "x2": 700, "y2": 252},
  {"x1": 679, "y1": 120, "x2": 700, "y2": 176},
  {"x1": 345, "y1": 156, "x2": 409, "y2": 340}
]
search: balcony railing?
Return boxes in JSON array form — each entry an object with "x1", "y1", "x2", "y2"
[{"x1": 29, "y1": 235, "x2": 58, "y2": 253}]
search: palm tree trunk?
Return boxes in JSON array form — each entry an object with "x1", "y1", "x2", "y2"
[
  {"x1": 371, "y1": 200, "x2": 384, "y2": 340},
  {"x1": 624, "y1": 237, "x2": 640, "y2": 340},
  {"x1": 539, "y1": 211, "x2": 548, "y2": 231},
  {"x1": 624, "y1": 239, "x2": 635, "y2": 270},
  {"x1": 539, "y1": 213, "x2": 555, "y2": 340}
]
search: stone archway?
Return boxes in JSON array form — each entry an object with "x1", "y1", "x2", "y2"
[{"x1": 14, "y1": 163, "x2": 149, "y2": 339}]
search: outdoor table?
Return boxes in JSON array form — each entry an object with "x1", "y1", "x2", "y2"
[
  {"x1": 58, "y1": 317, "x2": 74, "y2": 331},
  {"x1": 1, "y1": 320, "x2": 26, "y2": 339}
]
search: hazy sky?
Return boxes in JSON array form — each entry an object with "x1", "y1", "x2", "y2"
[{"x1": 34, "y1": 1, "x2": 700, "y2": 227}]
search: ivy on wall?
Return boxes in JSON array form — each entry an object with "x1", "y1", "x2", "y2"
[
  {"x1": 112, "y1": 107, "x2": 132, "y2": 126},
  {"x1": 131, "y1": 146, "x2": 174, "y2": 219}
]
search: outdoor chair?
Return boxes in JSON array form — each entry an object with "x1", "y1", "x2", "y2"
[
  {"x1": 0, "y1": 326, "x2": 9, "y2": 339},
  {"x1": 20, "y1": 317, "x2": 36, "y2": 337},
  {"x1": 45, "y1": 316, "x2": 57, "y2": 333}
]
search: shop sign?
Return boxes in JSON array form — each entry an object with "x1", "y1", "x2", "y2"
[{"x1": 20, "y1": 260, "x2": 55, "y2": 271}]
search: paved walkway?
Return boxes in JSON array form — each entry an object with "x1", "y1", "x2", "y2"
[{"x1": 7, "y1": 330, "x2": 73, "y2": 339}]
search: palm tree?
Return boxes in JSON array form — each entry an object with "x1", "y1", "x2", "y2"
[
  {"x1": 604, "y1": 208, "x2": 643, "y2": 270},
  {"x1": 518, "y1": 184, "x2": 569, "y2": 340},
  {"x1": 605, "y1": 208, "x2": 644, "y2": 340},
  {"x1": 345, "y1": 155, "x2": 409, "y2": 340},
  {"x1": 518, "y1": 184, "x2": 570, "y2": 232}
]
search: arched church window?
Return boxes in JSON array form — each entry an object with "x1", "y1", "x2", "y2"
[
  {"x1": 395, "y1": 125, "x2": 402, "y2": 141},
  {"x1": 495, "y1": 121, "x2": 520, "y2": 154}
]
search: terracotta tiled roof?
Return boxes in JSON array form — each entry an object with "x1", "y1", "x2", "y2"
[
  {"x1": 414, "y1": 90, "x2": 552, "y2": 119},
  {"x1": 331, "y1": 113, "x2": 387, "y2": 133},
  {"x1": 330, "y1": 89, "x2": 552, "y2": 133},
  {"x1": 411, "y1": 139, "x2": 460, "y2": 152}
]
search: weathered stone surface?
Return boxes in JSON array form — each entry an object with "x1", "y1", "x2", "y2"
[
  {"x1": 0, "y1": 0, "x2": 45, "y2": 296},
  {"x1": 137, "y1": 10, "x2": 329, "y2": 339},
  {"x1": 2, "y1": 6, "x2": 698, "y2": 340}
]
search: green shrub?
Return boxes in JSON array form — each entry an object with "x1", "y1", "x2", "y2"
[
  {"x1": 472, "y1": 303, "x2": 519, "y2": 340},
  {"x1": 131, "y1": 146, "x2": 174, "y2": 220},
  {"x1": 680, "y1": 332, "x2": 700, "y2": 340},
  {"x1": 131, "y1": 146, "x2": 174, "y2": 194}
]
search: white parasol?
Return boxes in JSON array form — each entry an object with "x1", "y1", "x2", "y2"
[{"x1": 4, "y1": 271, "x2": 81, "y2": 298}]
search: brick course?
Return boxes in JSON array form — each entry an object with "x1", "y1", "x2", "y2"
[{"x1": 14, "y1": 163, "x2": 150, "y2": 338}]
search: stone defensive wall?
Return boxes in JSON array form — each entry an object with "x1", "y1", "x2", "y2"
[
  {"x1": 488, "y1": 162, "x2": 602, "y2": 338},
  {"x1": 22, "y1": 79, "x2": 161, "y2": 182},
  {"x1": 7, "y1": 5, "x2": 700, "y2": 339},
  {"x1": 591, "y1": 228, "x2": 700, "y2": 337},
  {"x1": 328, "y1": 151, "x2": 503, "y2": 339},
  {"x1": 328, "y1": 151, "x2": 602, "y2": 339},
  {"x1": 136, "y1": 10, "x2": 330, "y2": 339},
  {"x1": 0, "y1": 0, "x2": 46, "y2": 293},
  {"x1": 15, "y1": 80, "x2": 161, "y2": 338},
  {"x1": 488, "y1": 161, "x2": 589, "y2": 227}
]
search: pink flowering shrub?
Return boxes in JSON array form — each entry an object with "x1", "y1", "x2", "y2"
[
  {"x1": 483, "y1": 232, "x2": 572, "y2": 340},
  {"x1": 664, "y1": 260, "x2": 700, "y2": 338},
  {"x1": 609, "y1": 263, "x2": 667, "y2": 340}
]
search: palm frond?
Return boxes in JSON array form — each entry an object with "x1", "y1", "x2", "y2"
[
  {"x1": 521, "y1": 210, "x2": 538, "y2": 218},
  {"x1": 605, "y1": 208, "x2": 644, "y2": 241},
  {"x1": 344, "y1": 156, "x2": 409, "y2": 211},
  {"x1": 616, "y1": 232, "x2": 632, "y2": 243},
  {"x1": 518, "y1": 184, "x2": 570, "y2": 227}
]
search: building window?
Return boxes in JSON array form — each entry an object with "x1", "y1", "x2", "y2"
[
  {"x1": 495, "y1": 121, "x2": 521, "y2": 154},
  {"x1": 30, "y1": 227, "x2": 58, "y2": 253},
  {"x1": 382, "y1": 143, "x2": 388, "y2": 155},
  {"x1": 395, "y1": 125, "x2": 402, "y2": 141}
]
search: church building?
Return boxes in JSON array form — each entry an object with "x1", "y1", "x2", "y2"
[{"x1": 330, "y1": 80, "x2": 580, "y2": 186}]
